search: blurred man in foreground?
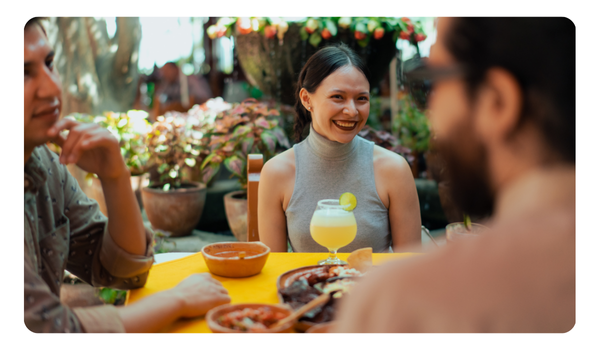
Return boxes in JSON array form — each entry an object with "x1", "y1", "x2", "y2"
[{"x1": 334, "y1": 17, "x2": 575, "y2": 332}]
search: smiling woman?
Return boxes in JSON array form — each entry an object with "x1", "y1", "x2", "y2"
[{"x1": 258, "y1": 44, "x2": 422, "y2": 254}]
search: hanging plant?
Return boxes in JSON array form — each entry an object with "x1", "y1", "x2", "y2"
[{"x1": 206, "y1": 17, "x2": 427, "y2": 48}]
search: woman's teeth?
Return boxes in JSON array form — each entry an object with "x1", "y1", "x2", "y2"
[{"x1": 333, "y1": 121, "x2": 357, "y2": 128}]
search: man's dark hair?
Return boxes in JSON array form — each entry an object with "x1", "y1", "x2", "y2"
[
  {"x1": 446, "y1": 17, "x2": 575, "y2": 163},
  {"x1": 25, "y1": 17, "x2": 48, "y2": 35},
  {"x1": 293, "y1": 43, "x2": 371, "y2": 142}
]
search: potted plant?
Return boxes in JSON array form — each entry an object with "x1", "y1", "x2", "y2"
[
  {"x1": 141, "y1": 111, "x2": 212, "y2": 237},
  {"x1": 61, "y1": 110, "x2": 152, "y2": 214},
  {"x1": 200, "y1": 98, "x2": 290, "y2": 242}
]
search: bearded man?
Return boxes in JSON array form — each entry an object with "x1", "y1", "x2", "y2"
[{"x1": 334, "y1": 17, "x2": 575, "y2": 332}]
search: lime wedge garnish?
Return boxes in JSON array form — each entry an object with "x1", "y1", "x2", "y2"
[{"x1": 339, "y1": 192, "x2": 357, "y2": 211}]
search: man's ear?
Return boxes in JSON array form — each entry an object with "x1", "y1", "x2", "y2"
[
  {"x1": 474, "y1": 68, "x2": 523, "y2": 142},
  {"x1": 299, "y1": 88, "x2": 311, "y2": 110}
]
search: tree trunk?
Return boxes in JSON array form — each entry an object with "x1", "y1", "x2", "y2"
[{"x1": 47, "y1": 17, "x2": 142, "y2": 116}]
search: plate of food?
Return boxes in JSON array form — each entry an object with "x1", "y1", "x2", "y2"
[{"x1": 276, "y1": 248, "x2": 373, "y2": 332}]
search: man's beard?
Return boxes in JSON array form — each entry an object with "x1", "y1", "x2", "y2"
[{"x1": 433, "y1": 117, "x2": 495, "y2": 219}]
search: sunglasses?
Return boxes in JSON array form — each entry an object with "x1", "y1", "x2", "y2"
[{"x1": 403, "y1": 62, "x2": 468, "y2": 110}]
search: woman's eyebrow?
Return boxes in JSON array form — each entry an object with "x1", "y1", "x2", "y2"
[{"x1": 330, "y1": 89, "x2": 370, "y2": 95}]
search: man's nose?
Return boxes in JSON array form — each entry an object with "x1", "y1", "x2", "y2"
[{"x1": 36, "y1": 66, "x2": 61, "y2": 100}]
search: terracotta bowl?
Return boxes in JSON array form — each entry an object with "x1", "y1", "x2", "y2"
[
  {"x1": 206, "y1": 303, "x2": 295, "y2": 333},
  {"x1": 201, "y1": 242, "x2": 270, "y2": 278}
]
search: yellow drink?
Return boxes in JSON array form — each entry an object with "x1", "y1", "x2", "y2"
[{"x1": 310, "y1": 209, "x2": 357, "y2": 250}]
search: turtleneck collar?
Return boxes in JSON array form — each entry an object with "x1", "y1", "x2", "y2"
[{"x1": 306, "y1": 123, "x2": 359, "y2": 160}]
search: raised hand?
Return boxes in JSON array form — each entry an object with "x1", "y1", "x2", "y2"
[
  {"x1": 171, "y1": 273, "x2": 231, "y2": 318},
  {"x1": 47, "y1": 118, "x2": 129, "y2": 181}
]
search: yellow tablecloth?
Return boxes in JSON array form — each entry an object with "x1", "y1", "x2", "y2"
[{"x1": 126, "y1": 252, "x2": 416, "y2": 333}]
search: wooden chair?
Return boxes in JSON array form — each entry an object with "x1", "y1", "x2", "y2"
[{"x1": 247, "y1": 154, "x2": 264, "y2": 242}]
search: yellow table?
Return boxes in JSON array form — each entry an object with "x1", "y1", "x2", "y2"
[{"x1": 126, "y1": 252, "x2": 416, "y2": 333}]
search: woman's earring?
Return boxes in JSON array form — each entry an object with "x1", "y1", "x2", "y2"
[{"x1": 307, "y1": 106, "x2": 311, "y2": 111}]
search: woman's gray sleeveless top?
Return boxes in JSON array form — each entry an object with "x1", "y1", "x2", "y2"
[{"x1": 285, "y1": 124, "x2": 391, "y2": 253}]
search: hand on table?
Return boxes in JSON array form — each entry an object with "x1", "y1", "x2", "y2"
[
  {"x1": 172, "y1": 273, "x2": 231, "y2": 318},
  {"x1": 47, "y1": 118, "x2": 128, "y2": 180}
]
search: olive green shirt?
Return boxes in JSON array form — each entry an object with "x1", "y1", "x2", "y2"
[{"x1": 24, "y1": 145, "x2": 154, "y2": 333}]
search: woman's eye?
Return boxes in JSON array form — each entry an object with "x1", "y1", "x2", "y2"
[{"x1": 46, "y1": 59, "x2": 54, "y2": 70}]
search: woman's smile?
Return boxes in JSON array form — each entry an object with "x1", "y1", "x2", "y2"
[{"x1": 332, "y1": 120, "x2": 359, "y2": 131}]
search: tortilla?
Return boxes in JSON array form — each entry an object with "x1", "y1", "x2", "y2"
[{"x1": 347, "y1": 247, "x2": 372, "y2": 273}]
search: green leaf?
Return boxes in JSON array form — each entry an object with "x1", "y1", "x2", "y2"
[
  {"x1": 260, "y1": 130, "x2": 277, "y2": 154},
  {"x1": 241, "y1": 136, "x2": 255, "y2": 155},
  {"x1": 355, "y1": 22, "x2": 367, "y2": 33},
  {"x1": 224, "y1": 155, "x2": 243, "y2": 177},
  {"x1": 201, "y1": 153, "x2": 216, "y2": 169},
  {"x1": 158, "y1": 163, "x2": 169, "y2": 174},
  {"x1": 202, "y1": 162, "x2": 220, "y2": 184},
  {"x1": 254, "y1": 117, "x2": 270, "y2": 129},
  {"x1": 232, "y1": 125, "x2": 252, "y2": 138},
  {"x1": 162, "y1": 183, "x2": 171, "y2": 191},
  {"x1": 169, "y1": 168, "x2": 178, "y2": 178},
  {"x1": 309, "y1": 32, "x2": 322, "y2": 47},
  {"x1": 155, "y1": 144, "x2": 168, "y2": 152},
  {"x1": 325, "y1": 19, "x2": 337, "y2": 36},
  {"x1": 398, "y1": 21, "x2": 408, "y2": 32},
  {"x1": 99, "y1": 288, "x2": 117, "y2": 304},
  {"x1": 300, "y1": 27, "x2": 309, "y2": 41},
  {"x1": 184, "y1": 158, "x2": 196, "y2": 167}
]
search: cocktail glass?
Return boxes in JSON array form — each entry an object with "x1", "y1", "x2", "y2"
[
  {"x1": 310, "y1": 199, "x2": 357, "y2": 265},
  {"x1": 445, "y1": 222, "x2": 490, "y2": 243}
]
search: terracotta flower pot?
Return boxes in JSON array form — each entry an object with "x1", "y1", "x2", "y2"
[
  {"x1": 141, "y1": 182, "x2": 207, "y2": 237},
  {"x1": 223, "y1": 190, "x2": 248, "y2": 242}
]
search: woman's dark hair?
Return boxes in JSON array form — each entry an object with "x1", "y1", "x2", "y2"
[
  {"x1": 293, "y1": 43, "x2": 370, "y2": 142},
  {"x1": 445, "y1": 17, "x2": 575, "y2": 164}
]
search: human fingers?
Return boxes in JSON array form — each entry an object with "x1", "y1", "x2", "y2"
[
  {"x1": 58, "y1": 123, "x2": 97, "y2": 164},
  {"x1": 47, "y1": 117, "x2": 80, "y2": 139}
]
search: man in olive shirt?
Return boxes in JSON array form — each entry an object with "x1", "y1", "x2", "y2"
[
  {"x1": 24, "y1": 18, "x2": 231, "y2": 332},
  {"x1": 334, "y1": 17, "x2": 575, "y2": 332}
]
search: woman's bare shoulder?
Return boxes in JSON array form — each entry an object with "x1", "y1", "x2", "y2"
[
  {"x1": 262, "y1": 148, "x2": 296, "y2": 178},
  {"x1": 373, "y1": 145, "x2": 411, "y2": 174}
]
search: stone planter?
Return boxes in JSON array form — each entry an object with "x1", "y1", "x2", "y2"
[
  {"x1": 141, "y1": 182, "x2": 207, "y2": 237},
  {"x1": 223, "y1": 190, "x2": 248, "y2": 242},
  {"x1": 234, "y1": 23, "x2": 398, "y2": 106}
]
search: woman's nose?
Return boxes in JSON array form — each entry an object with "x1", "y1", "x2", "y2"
[{"x1": 343, "y1": 100, "x2": 358, "y2": 116}]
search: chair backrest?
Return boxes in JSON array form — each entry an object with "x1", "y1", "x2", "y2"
[{"x1": 247, "y1": 154, "x2": 264, "y2": 242}]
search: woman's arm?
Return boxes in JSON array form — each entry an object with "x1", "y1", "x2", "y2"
[
  {"x1": 374, "y1": 147, "x2": 422, "y2": 251},
  {"x1": 258, "y1": 151, "x2": 295, "y2": 252}
]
